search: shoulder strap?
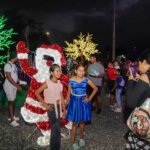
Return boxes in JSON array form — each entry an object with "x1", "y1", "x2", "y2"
[{"x1": 7, "y1": 62, "x2": 12, "y2": 68}]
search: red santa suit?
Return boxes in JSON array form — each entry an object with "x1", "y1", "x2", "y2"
[{"x1": 16, "y1": 41, "x2": 68, "y2": 146}]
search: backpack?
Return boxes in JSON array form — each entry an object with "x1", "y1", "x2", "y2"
[
  {"x1": 0, "y1": 68, "x2": 5, "y2": 89},
  {"x1": 127, "y1": 98, "x2": 150, "y2": 142},
  {"x1": 0, "y1": 63, "x2": 12, "y2": 89}
]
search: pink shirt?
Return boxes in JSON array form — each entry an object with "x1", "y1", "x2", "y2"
[{"x1": 44, "y1": 80, "x2": 63, "y2": 118}]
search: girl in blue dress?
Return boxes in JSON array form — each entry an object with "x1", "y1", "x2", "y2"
[{"x1": 66, "y1": 64, "x2": 98, "y2": 150}]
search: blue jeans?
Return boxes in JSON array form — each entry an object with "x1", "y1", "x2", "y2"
[
  {"x1": 115, "y1": 88, "x2": 122, "y2": 108},
  {"x1": 48, "y1": 104, "x2": 61, "y2": 150},
  {"x1": 0, "y1": 88, "x2": 6, "y2": 106}
]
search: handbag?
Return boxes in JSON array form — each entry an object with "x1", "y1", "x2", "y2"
[{"x1": 127, "y1": 98, "x2": 150, "y2": 142}]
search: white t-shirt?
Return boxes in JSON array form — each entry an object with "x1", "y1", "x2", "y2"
[{"x1": 4, "y1": 61, "x2": 18, "y2": 84}]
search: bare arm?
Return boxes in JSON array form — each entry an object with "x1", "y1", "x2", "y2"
[
  {"x1": 61, "y1": 92, "x2": 66, "y2": 119},
  {"x1": 6, "y1": 72, "x2": 22, "y2": 92},
  {"x1": 35, "y1": 82, "x2": 47, "y2": 103},
  {"x1": 86, "y1": 80, "x2": 98, "y2": 101},
  {"x1": 65, "y1": 84, "x2": 72, "y2": 105},
  {"x1": 61, "y1": 92, "x2": 65, "y2": 111}
]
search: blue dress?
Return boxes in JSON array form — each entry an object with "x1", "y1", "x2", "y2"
[{"x1": 66, "y1": 77, "x2": 92, "y2": 123}]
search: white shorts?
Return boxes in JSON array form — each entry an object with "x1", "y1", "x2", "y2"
[{"x1": 3, "y1": 81, "x2": 17, "y2": 101}]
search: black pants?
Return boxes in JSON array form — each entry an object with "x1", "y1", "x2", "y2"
[{"x1": 48, "y1": 104, "x2": 60, "y2": 150}]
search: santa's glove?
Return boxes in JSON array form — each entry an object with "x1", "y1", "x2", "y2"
[
  {"x1": 16, "y1": 41, "x2": 29, "y2": 53},
  {"x1": 16, "y1": 41, "x2": 29, "y2": 59},
  {"x1": 19, "y1": 80, "x2": 27, "y2": 85}
]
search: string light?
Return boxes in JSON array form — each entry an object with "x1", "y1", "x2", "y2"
[
  {"x1": 0, "y1": 15, "x2": 17, "y2": 64},
  {"x1": 64, "y1": 32, "x2": 99, "y2": 61}
]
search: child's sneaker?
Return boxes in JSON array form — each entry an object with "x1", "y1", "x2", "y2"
[
  {"x1": 14, "y1": 116, "x2": 19, "y2": 121},
  {"x1": 71, "y1": 143, "x2": 80, "y2": 150},
  {"x1": 10, "y1": 120, "x2": 19, "y2": 127},
  {"x1": 79, "y1": 139, "x2": 85, "y2": 147},
  {"x1": 110, "y1": 105, "x2": 115, "y2": 111}
]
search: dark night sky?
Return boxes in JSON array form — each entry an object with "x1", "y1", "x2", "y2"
[{"x1": 1, "y1": 0, "x2": 150, "y2": 57}]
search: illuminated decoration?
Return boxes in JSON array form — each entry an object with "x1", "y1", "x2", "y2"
[
  {"x1": 16, "y1": 41, "x2": 69, "y2": 146},
  {"x1": 0, "y1": 15, "x2": 17, "y2": 65},
  {"x1": 64, "y1": 32, "x2": 99, "y2": 61}
]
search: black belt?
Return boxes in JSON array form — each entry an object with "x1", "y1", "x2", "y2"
[{"x1": 89, "y1": 74, "x2": 100, "y2": 78}]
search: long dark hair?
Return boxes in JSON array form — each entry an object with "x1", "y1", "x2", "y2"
[
  {"x1": 74, "y1": 63, "x2": 85, "y2": 75},
  {"x1": 50, "y1": 64, "x2": 60, "y2": 78},
  {"x1": 138, "y1": 50, "x2": 150, "y2": 64},
  {"x1": 75, "y1": 63, "x2": 85, "y2": 70},
  {"x1": 138, "y1": 50, "x2": 150, "y2": 75}
]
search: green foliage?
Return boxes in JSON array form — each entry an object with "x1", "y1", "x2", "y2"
[{"x1": 0, "y1": 15, "x2": 17, "y2": 65}]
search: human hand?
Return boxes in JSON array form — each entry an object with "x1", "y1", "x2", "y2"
[
  {"x1": 17, "y1": 85, "x2": 22, "y2": 92},
  {"x1": 19, "y1": 80, "x2": 27, "y2": 85},
  {"x1": 16, "y1": 41, "x2": 29, "y2": 53},
  {"x1": 42, "y1": 103, "x2": 54, "y2": 111},
  {"x1": 128, "y1": 67, "x2": 134, "y2": 80},
  {"x1": 83, "y1": 96, "x2": 90, "y2": 102}
]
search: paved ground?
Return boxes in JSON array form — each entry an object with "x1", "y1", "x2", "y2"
[{"x1": 0, "y1": 91, "x2": 128, "y2": 150}]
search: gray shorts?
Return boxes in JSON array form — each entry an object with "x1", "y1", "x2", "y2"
[{"x1": 3, "y1": 82, "x2": 17, "y2": 101}]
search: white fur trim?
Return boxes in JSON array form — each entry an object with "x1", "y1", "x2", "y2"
[
  {"x1": 40, "y1": 130, "x2": 51, "y2": 137},
  {"x1": 17, "y1": 53, "x2": 28, "y2": 59},
  {"x1": 21, "y1": 98, "x2": 49, "y2": 123},
  {"x1": 37, "y1": 136, "x2": 50, "y2": 146},
  {"x1": 21, "y1": 107, "x2": 49, "y2": 123},
  {"x1": 26, "y1": 97, "x2": 46, "y2": 109}
]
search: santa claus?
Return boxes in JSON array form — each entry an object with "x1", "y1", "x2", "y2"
[{"x1": 16, "y1": 41, "x2": 70, "y2": 146}]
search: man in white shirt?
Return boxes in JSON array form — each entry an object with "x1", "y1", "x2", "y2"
[{"x1": 3, "y1": 51, "x2": 22, "y2": 127}]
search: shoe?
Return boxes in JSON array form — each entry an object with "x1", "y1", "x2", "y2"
[
  {"x1": 110, "y1": 105, "x2": 115, "y2": 111},
  {"x1": 114, "y1": 107, "x2": 122, "y2": 112},
  {"x1": 79, "y1": 139, "x2": 85, "y2": 147},
  {"x1": 8, "y1": 116, "x2": 19, "y2": 121},
  {"x1": 10, "y1": 120, "x2": 19, "y2": 127},
  {"x1": 71, "y1": 143, "x2": 80, "y2": 150},
  {"x1": 65, "y1": 121, "x2": 72, "y2": 130},
  {"x1": 96, "y1": 108, "x2": 102, "y2": 114}
]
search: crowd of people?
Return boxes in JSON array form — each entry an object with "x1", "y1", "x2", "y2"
[{"x1": 0, "y1": 50, "x2": 150, "y2": 150}]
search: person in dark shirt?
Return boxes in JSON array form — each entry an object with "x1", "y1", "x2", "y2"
[{"x1": 125, "y1": 51, "x2": 150, "y2": 149}]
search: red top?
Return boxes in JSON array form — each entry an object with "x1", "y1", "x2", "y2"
[{"x1": 107, "y1": 67, "x2": 116, "y2": 80}]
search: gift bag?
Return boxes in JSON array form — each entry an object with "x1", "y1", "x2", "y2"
[{"x1": 127, "y1": 98, "x2": 150, "y2": 142}]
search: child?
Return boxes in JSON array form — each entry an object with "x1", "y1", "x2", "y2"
[
  {"x1": 66, "y1": 64, "x2": 98, "y2": 150},
  {"x1": 35, "y1": 64, "x2": 66, "y2": 150},
  {"x1": 113, "y1": 69, "x2": 125, "y2": 112}
]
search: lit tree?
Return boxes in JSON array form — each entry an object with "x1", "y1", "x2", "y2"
[
  {"x1": 64, "y1": 32, "x2": 99, "y2": 61},
  {"x1": 0, "y1": 15, "x2": 17, "y2": 65}
]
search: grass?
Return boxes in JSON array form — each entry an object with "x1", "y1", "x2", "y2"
[{"x1": 1, "y1": 85, "x2": 29, "y2": 108}]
